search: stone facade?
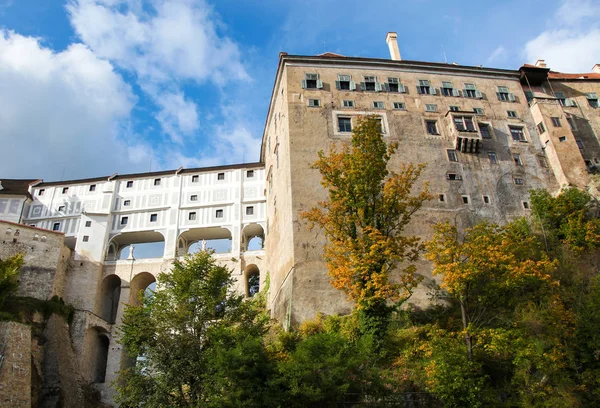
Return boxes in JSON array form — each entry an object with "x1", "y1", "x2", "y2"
[
  {"x1": 0, "y1": 321, "x2": 31, "y2": 408},
  {"x1": 1, "y1": 35, "x2": 600, "y2": 406}
]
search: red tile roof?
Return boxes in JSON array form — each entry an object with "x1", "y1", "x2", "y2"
[{"x1": 548, "y1": 71, "x2": 600, "y2": 80}]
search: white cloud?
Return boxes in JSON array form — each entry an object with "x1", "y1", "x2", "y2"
[
  {"x1": 66, "y1": 0, "x2": 248, "y2": 142},
  {"x1": 524, "y1": 0, "x2": 600, "y2": 72},
  {"x1": 0, "y1": 30, "x2": 145, "y2": 180},
  {"x1": 487, "y1": 46, "x2": 506, "y2": 64}
]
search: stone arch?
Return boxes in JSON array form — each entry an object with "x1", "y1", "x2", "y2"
[
  {"x1": 241, "y1": 223, "x2": 264, "y2": 251},
  {"x1": 129, "y1": 272, "x2": 156, "y2": 306},
  {"x1": 106, "y1": 230, "x2": 166, "y2": 260},
  {"x1": 244, "y1": 264, "x2": 260, "y2": 298},
  {"x1": 83, "y1": 326, "x2": 110, "y2": 383},
  {"x1": 97, "y1": 274, "x2": 121, "y2": 324},
  {"x1": 179, "y1": 227, "x2": 233, "y2": 254}
]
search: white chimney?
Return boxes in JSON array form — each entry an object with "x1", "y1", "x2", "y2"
[
  {"x1": 592, "y1": 64, "x2": 600, "y2": 74},
  {"x1": 386, "y1": 32, "x2": 401, "y2": 61},
  {"x1": 535, "y1": 59, "x2": 547, "y2": 68}
]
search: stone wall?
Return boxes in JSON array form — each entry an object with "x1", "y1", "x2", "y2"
[
  {"x1": 0, "y1": 321, "x2": 32, "y2": 408},
  {"x1": 0, "y1": 221, "x2": 68, "y2": 300}
]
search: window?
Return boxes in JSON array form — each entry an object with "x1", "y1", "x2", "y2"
[
  {"x1": 336, "y1": 75, "x2": 353, "y2": 90},
  {"x1": 217, "y1": 172, "x2": 225, "y2": 180},
  {"x1": 302, "y1": 73, "x2": 322, "y2": 89},
  {"x1": 308, "y1": 99, "x2": 320, "y2": 107},
  {"x1": 441, "y1": 81, "x2": 456, "y2": 96},
  {"x1": 483, "y1": 195, "x2": 490, "y2": 204},
  {"x1": 426, "y1": 120, "x2": 439, "y2": 135},
  {"x1": 342, "y1": 100, "x2": 354, "y2": 108},
  {"x1": 523, "y1": 201, "x2": 530, "y2": 210},
  {"x1": 58, "y1": 205, "x2": 66, "y2": 212},
  {"x1": 551, "y1": 117, "x2": 561, "y2": 127},
  {"x1": 507, "y1": 110, "x2": 518, "y2": 118},
  {"x1": 373, "y1": 101, "x2": 385, "y2": 109},
  {"x1": 463, "y1": 83, "x2": 481, "y2": 99},
  {"x1": 386, "y1": 77, "x2": 406, "y2": 93},
  {"x1": 586, "y1": 93, "x2": 599, "y2": 107},
  {"x1": 62, "y1": 187, "x2": 68, "y2": 194},
  {"x1": 393, "y1": 102, "x2": 406, "y2": 110},
  {"x1": 126, "y1": 180, "x2": 133, "y2": 188},
  {"x1": 509, "y1": 126, "x2": 527, "y2": 142},
  {"x1": 154, "y1": 178, "x2": 161, "y2": 186},
  {"x1": 538, "y1": 156, "x2": 549, "y2": 168},
  {"x1": 559, "y1": 136, "x2": 567, "y2": 142},
  {"x1": 150, "y1": 214, "x2": 157, "y2": 222},
  {"x1": 338, "y1": 117, "x2": 352, "y2": 132},
  {"x1": 89, "y1": 184, "x2": 96, "y2": 192},
  {"x1": 425, "y1": 104, "x2": 437, "y2": 112},
  {"x1": 190, "y1": 195, "x2": 198, "y2": 201},
  {"x1": 473, "y1": 108, "x2": 484, "y2": 115},
  {"x1": 449, "y1": 105, "x2": 460, "y2": 112},
  {"x1": 453, "y1": 116, "x2": 475, "y2": 131},
  {"x1": 446, "y1": 173, "x2": 462, "y2": 180},
  {"x1": 479, "y1": 123, "x2": 491, "y2": 139},
  {"x1": 439, "y1": 194, "x2": 445, "y2": 202},
  {"x1": 462, "y1": 196, "x2": 470, "y2": 204},
  {"x1": 487, "y1": 152, "x2": 498, "y2": 164},
  {"x1": 497, "y1": 86, "x2": 515, "y2": 102},
  {"x1": 513, "y1": 153, "x2": 523, "y2": 166},
  {"x1": 537, "y1": 122, "x2": 546, "y2": 134},
  {"x1": 447, "y1": 149, "x2": 458, "y2": 162},
  {"x1": 192, "y1": 175, "x2": 199, "y2": 182},
  {"x1": 362, "y1": 76, "x2": 376, "y2": 91},
  {"x1": 525, "y1": 91, "x2": 534, "y2": 102},
  {"x1": 576, "y1": 139, "x2": 584, "y2": 150},
  {"x1": 83, "y1": 236, "x2": 89, "y2": 242},
  {"x1": 38, "y1": 189, "x2": 45, "y2": 196},
  {"x1": 246, "y1": 206, "x2": 254, "y2": 215},
  {"x1": 215, "y1": 209, "x2": 224, "y2": 218},
  {"x1": 189, "y1": 212, "x2": 196, "y2": 221},
  {"x1": 514, "y1": 178, "x2": 524, "y2": 185},
  {"x1": 121, "y1": 216, "x2": 128, "y2": 225},
  {"x1": 566, "y1": 116, "x2": 576, "y2": 130},
  {"x1": 247, "y1": 170, "x2": 254, "y2": 178},
  {"x1": 417, "y1": 79, "x2": 435, "y2": 95},
  {"x1": 555, "y1": 91, "x2": 566, "y2": 106},
  {"x1": 52, "y1": 223, "x2": 60, "y2": 231},
  {"x1": 85, "y1": 221, "x2": 92, "y2": 227},
  {"x1": 374, "y1": 117, "x2": 384, "y2": 134},
  {"x1": 124, "y1": 200, "x2": 131, "y2": 206}
]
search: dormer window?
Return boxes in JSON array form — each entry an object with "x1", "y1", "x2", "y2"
[
  {"x1": 453, "y1": 116, "x2": 476, "y2": 132},
  {"x1": 386, "y1": 77, "x2": 406, "y2": 93},
  {"x1": 441, "y1": 81, "x2": 459, "y2": 97},
  {"x1": 417, "y1": 80, "x2": 435, "y2": 95},
  {"x1": 302, "y1": 73, "x2": 323, "y2": 89},
  {"x1": 463, "y1": 83, "x2": 482, "y2": 99},
  {"x1": 335, "y1": 74, "x2": 355, "y2": 90},
  {"x1": 586, "y1": 93, "x2": 599, "y2": 108},
  {"x1": 361, "y1": 76, "x2": 377, "y2": 91},
  {"x1": 497, "y1": 86, "x2": 515, "y2": 101}
]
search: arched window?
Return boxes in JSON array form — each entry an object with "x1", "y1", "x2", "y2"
[{"x1": 98, "y1": 275, "x2": 121, "y2": 323}]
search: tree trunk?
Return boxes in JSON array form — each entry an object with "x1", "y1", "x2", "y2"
[{"x1": 460, "y1": 299, "x2": 473, "y2": 361}]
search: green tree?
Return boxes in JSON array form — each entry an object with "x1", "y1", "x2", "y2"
[
  {"x1": 116, "y1": 251, "x2": 274, "y2": 407},
  {"x1": 302, "y1": 115, "x2": 431, "y2": 338},
  {"x1": 0, "y1": 253, "x2": 23, "y2": 314}
]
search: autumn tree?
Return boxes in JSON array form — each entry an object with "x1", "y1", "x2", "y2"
[
  {"x1": 425, "y1": 220, "x2": 558, "y2": 360},
  {"x1": 302, "y1": 115, "x2": 431, "y2": 337}
]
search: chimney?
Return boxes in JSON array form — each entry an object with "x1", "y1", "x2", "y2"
[
  {"x1": 386, "y1": 32, "x2": 401, "y2": 61},
  {"x1": 535, "y1": 59, "x2": 547, "y2": 68},
  {"x1": 593, "y1": 64, "x2": 600, "y2": 74}
]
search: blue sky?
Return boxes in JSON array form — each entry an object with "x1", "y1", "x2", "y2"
[{"x1": 1, "y1": 0, "x2": 599, "y2": 181}]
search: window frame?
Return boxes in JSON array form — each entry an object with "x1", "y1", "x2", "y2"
[
  {"x1": 447, "y1": 149, "x2": 458, "y2": 162},
  {"x1": 215, "y1": 209, "x2": 224, "y2": 218},
  {"x1": 246, "y1": 206, "x2": 254, "y2": 216},
  {"x1": 120, "y1": 216, "x2": 128, "y2": 225},
  {"x1": 189, "y1": 212, "x2": 197, "y2": 221},
  {"x1": 509, "y1": 125, "x2": 527, "y2": 142},
  {"x1": 338, "y1": 116, "x2": 352, "y2": 133},
  {"x1": 551, "y1": 117, "x2": 561, "y2": 127},
  {"x1": 126, "y1": 181, "x2": 134, "y2": 188},
  {"x1": 123, "y1": 200, "x2": 131, "y2": 206},
  {"x1": 89, "y1": 184, "x2": 96, "y2": 192},
  {"x1": 217, "y1": 172, "x2": 225, "y2": 181},
  {"x1": 342, "y1": 100, "x2": 355, "y2": 108},
  {"x1": 392, "y1": 102, "x2": 406, "y2": 110},
  {"x1": 425, "y1": 120, "x2": 439, "y2": 135},
  {"x1": 487, "y1": 151, "x2": 498, "y2": 164},
  {"x1": 150, "y1": 213, "x2": 158, "y2": 222},
  {"x1": 512, "y1": 153, "x2": 524, "y2": 166},
  {"x1": 191, "y1": 175, "x2": 199, "y2": 182},
  {"x1": 190, "y1": 194, "x2": 198, "y2": 201},
  {"x1": 153, "y1": 178, "x2": 161, "y2": 186}
]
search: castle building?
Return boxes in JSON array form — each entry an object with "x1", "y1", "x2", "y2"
[{"x1": 1, "y1": 33, "x2": 600, "y2": 406}]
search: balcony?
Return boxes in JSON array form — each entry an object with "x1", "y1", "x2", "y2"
[{"x1": 446, "y1": 113, "x2": 482, "y2": 153}]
